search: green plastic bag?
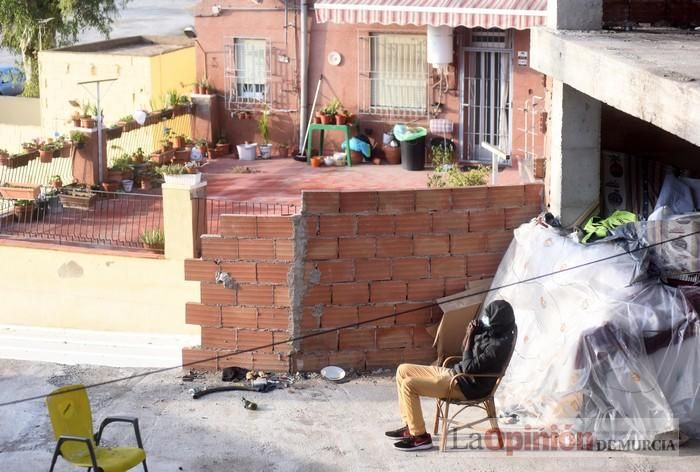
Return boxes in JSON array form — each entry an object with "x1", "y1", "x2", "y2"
[
  {"x1": 581, "y1": 210, "x2": 638, "y2": 243},
  {"x1": 393, "y1": 124, "x2": 427, "y2": 142}
]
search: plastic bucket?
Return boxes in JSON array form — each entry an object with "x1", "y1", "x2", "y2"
[{"x1": 237, "y1": 143, "x2": 257, "y2": 161}]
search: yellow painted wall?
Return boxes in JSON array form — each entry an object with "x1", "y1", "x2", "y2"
[
  {"x1": 0, "y1": 245, "x2": 200, "y2": 336},
  {"x1": 150, "y1": 47, "x2": 196, "y2": 110}
]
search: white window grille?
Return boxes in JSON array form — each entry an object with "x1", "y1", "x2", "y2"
[
  {"x1": 358, "y1": 33, "x2": 429, "y2": 118},
  {"x1": 224, "y1": 37, "x2": 271, "y2": 110}
]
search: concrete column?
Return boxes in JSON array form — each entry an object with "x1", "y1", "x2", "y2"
[
  {"x1": 162, "y1": 181, "x2": 207, "y2": 260},
  {"x1": 192, "y1": 94, "x2": 219, "y2": 144},
  {"x1": 549, "y1": 81, "x2": 601, "y2": 227},
  {"x1": 548, "y1": 0, "x2": 603, "y2": 30}
]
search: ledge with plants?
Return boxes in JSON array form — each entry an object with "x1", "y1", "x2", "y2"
[
  {"x1": 140, "y1": 228, "x2": 165, "y2": 252},
  {"x1": 0, "y1": 182, "x2": 41, "y2": 200},
  {"x1": 154, "y1": 162, "x2": 202, "y2": 185}
]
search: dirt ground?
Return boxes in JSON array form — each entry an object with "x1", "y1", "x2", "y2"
[{"x1": 0, "y1": 359, "x2": 698, "y2": 471}]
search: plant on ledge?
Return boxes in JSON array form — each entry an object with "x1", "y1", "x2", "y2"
[
  {"x1": 258, "y1": 107, "x2": 272, "y2": 159},
  {"x1": 140, "y1": 229, "x2": 165, "y2": 251}
]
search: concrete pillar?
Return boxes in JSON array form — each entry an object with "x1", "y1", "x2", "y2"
[
  {"x1": 548, "y1": 0, "x2": 603, "y2": 30},
  {"x1": 192, "y1": 94, "x2": 219, "y2": 144},
  {"x1": 71, "y1": 129, "x2": 107, "y2": 186},
  {"x1": 549, "y1": 81, "x2": 601, "y2": 227},
  {"x1": 162, "y1": 181, "x2": 207, "y2": 260}
]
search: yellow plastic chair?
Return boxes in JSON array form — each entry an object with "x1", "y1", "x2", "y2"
[
  {"x1": 434, "y1": 326, "x2": 517, "y2": 452},
  {"x1": 46, "y1": 384, "x2": 148, "y2": 472}
]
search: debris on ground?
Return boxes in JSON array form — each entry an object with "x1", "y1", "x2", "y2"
[{"x1": 242, "y1": 397, "x2": 257, "y2": 410}]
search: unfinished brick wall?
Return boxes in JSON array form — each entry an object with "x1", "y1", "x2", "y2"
[
  {"x1": 294, "y1": 184, "x2": 543, "y2": 372},
  {"x1": 604, "y1": 0, "x2": 700, "y2": 26},
  {"x1": 183, "y1": 215, "x2": 294, "y2": 371}
]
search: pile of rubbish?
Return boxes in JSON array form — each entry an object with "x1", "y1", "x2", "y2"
[{"x1": 488, "y1": 189, "x2": 700, "y2": 442}]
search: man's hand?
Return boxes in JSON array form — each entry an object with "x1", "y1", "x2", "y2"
[{"x1": 462, "y1": 319, "x2": 479, "y2": 351}]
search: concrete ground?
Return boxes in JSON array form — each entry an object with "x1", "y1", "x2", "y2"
[{"x1": 1, "y1": 359, "x2": 698, "y2": 471}]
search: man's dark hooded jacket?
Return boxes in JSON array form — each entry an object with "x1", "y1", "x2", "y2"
[{"x1": 452, "y1": 300, "x2": 516, "y2": 399}]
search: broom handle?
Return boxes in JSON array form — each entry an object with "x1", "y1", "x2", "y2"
[{"x1": 301, "y1": 75, "x2": 323, "y2": 155}]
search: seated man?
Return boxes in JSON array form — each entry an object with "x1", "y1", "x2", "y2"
[{"x1": 386, "y1": 300, "x2": 516, "y2": 451}]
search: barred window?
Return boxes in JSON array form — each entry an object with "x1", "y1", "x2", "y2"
[{"x1": 225, "y1": 37, "x2": 270, "y2": 109}]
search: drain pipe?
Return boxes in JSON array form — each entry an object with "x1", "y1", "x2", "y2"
[{"x1": 299, "y1": 0, "x2": 308, "y2": 151}]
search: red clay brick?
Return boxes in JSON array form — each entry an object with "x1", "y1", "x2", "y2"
[
  {"x1": 376, "y1": 236, "x2": 413, "y2": 257},
  {"x1": 275, "y1": 239, "x2": 294, "y2": 260},
  {"x1": 370, "y1": 280, "x2": 407, "y2": 303},
  {"x1": 303, "y1": 285, "x2": 332, "y2": 305},
  {"x1": 202, "y1": 327, "x2": 236, "y2": 349},
  {"x1": 451, "y1": 186, "x2": 488, "y2": 209},
  {"x1": 253, "y1": 351, "x2": 289, "y2": 371},
  {"x1": 395, "y1": 302, "x2": 433, "y2": 325},
  {"x1": 321, "y1": 306, "x2": 359, "y2": 328},
  {"x1": 318, "y1": 215, "x2": 356, "y2": 237},
  {"x1": 294, "y1": 353, "x2": 330, "y2": 371},
  {"x1": 219, "y1": 351, "x2": 255, "y2": 370},
  {"x1": 301, "y1": 307, "x2": 320, "y2": 330},
  {"x1": 357, "y1": 215, "x2": 395, "y2": 235},
  {"x1": 200, "y1": 237, "x2": 238, "y2": 260},
  {"x1": 413, "y1": 234, "x2": 450, "y2": 256},
  {"x1": 355, "y1": 258, "x2": 392, "y2": 281},
  {"x1": 407, "y1": 279, "x2": 445, "y2": 301},
  {"x1": 413, "y1": 327, "x2": 436, "y2": 348},
  {"x1": 328, "y1": 350, "x2": 366, "y2": 371},
  {"x1": 257, "y1": 262, "x2": 290, "y2": 284},
  {"x1": 273, "y1": 285, "x2": 290, "y2": 306},
  {"x1": 271, "y1": 333, "x2": 292, "y2": 353},
  {"x1": 258, "y1": 307, "x2": 290, "y2": 330},
  {"x1": 433, "y1": 211, "x2": 469, "y2": 233},
  {"x1": 185, "y1": 303, "x2": 221, "y2": 327},
  {"x1": 445, "y1": 277, "x2": 468, "y2": 295},
  {"x1": 301, "y1": 330, "x2": 338, "y2": 352},
  {"x1": 303, "y1": 191, "x2": 340, "y2": 214},
  {"x1": 257, "y1": 216, "x2": 293, "y2": 238},
  {"x1": 306, "y1": 238, "x2": 338, "y2": 260},
  {"x1": 451, "y1": 233, "x2": 488, "y2": 254},
  {"x1": 315, "y1": 260, "x2": 355, "y2": 283},
  {"x1": 391, "y1": 258, "x2": 429, "y2": 280},
  {"x1": 340, "y1": 191, "x2": 379, "y2": 213},
  {"x1": 237, "y1": 284, "x2": 274, "y2": 306},
  {"x1": 185, "y1": 259, "x2": 218, "y2": 282},
  {"x1": 304, "y1": 216, "x2": 319, "y2": 236},
  {"x1": 220, "y1": 215, "x2": 257, "y2": 237},
  {"x1": 468, "y1": 253, "x2": 503, "y2": 278},
  {"x1": 524, "y1": 183, "x2": 544, "y2": 207},
  {"x1": 469, "y1": 209, "x2": 505, "y2": 232},
  {"x1": 366, "y1": 349, "x2": 404, "y2": 369},
  {"x1": 431, "y1": 255, "x2": 467, "y2": 277},
  {"x1": 237, "y1": 330, "x2": 274, "y2": 351},
  {"x1": 415, "y1": 189, "x2": 451, "y2": 211},
  {"x1": 182, "y1": 347, "x2": 218, "y2": 370},
  {"x1": 220, "y1": 262, "x2": 257, "y2": 283},
  {"x1": 378, "y1": 190, "x2": 416, "y2": 214},
  {"x1": 238, "y1": 239, "x2": 275, "y2": 260},
  {"x1": 339, "y1": 328, "x2": 376, "y2": 351},
  {"x1": 395, "y1": 213, "x2": 432, "y2": 234},
  {"x1": 200, "y1": 283, "x2": 236, "y2": 305},
  {"x1": 505, "y1": 206, "x2": 540, "y2": 229},
  {"x1": 488, "y1": 185, "x2": 524, "y2": 208},
  {"x1": 377, "y1": 326, "x2": 412, "y2": 349},
  {"x1": 358, "y1": 304, "x2": 395, "y2": 326},
  {"x1": 332, "y1": 282, "x2": 370, "y2": 305},
  {"x1": 221, "y1": 306, "x2": 258, "y2": 328},
  {"x1": 339, "y1": 237, "x2": 376, "y2": 258},
  {"x1": 487, "y1": 231, "x2": 514, "y2": 253}
]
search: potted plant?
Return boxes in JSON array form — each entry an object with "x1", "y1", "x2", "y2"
[
  {"x1": 278, "y1": 143, "x2": 289, "y2": 158},
  {"x1": 101, "y1": 180, "x2": 120, "y2": 192},
  {"x1": 49, "y1": 175, "x2": 63, "y2": 189},
  {"x1": 140, "y1": 229, "x2": 165, "y2": 252},
  {"x1": 38, "y1": 142, "x2": 55, "y2": 163},
  {"x1": 0, "y1": 149, "x2": 9, "y2": 166},
  {"x1": 155, "y1": 163, "x2": 202, "y2": 185},
  {"x1": 70, "y1": 110, "x2": 82, "y2": 127},
  {"x1": 0, "y1": 182, "x2": 41, "y2": 200},
  {"x1": 192, "y1": 81, "x2": 201, "y2": 95},
  {"x1": 6, "y1": 154, "x2": 28, "y2": 169},
  {"x1": 199, "y1": 78, "x2": 210, "y2": 95},
  {"x1": 137, "y1": 171, "x2": 154, "y2": 190},
  {"x1": 216, "y1": 133, "x2": 229, "y2": 153},
  {"x1": 59, "y1": 183, "x2": 98, "y2": 210},
  {"x1": 105, "y1": 124, "x2": 123, "y2": 140},
  {"x1": 171, "y1": 132, "x2": 186, "y2": 150},
  {"x1": 80, "y1": 102, "x2": 97, "y2": 128},
  {"x1": 13, "y1": 199, "x2": 35, "y2": 221},
  {"x1": 258, "y1": 108, "x2": 272, "y2": 159},
  {"x1": 69, "y1": 130, "x2": 87, "y2": 149},
  {"x1": 118, "y1": 114, "x2": 138, "y2": 132},
  {"x1": 132, "y1": 147, "x2": 146, "y2": 164},
  {"x1": 107, "y1": 155, "x2": 134, "y2": 182}
]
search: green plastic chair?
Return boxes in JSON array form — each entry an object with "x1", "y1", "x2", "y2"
[{"x1": 46, "y1": 384, "x2": 148, "y2": 472}]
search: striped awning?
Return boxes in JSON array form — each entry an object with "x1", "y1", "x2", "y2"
[{"x1": 314, "y1": 0, "x2": 548, "y2": 29}]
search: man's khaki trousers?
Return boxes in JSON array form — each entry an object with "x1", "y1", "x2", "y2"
[{"x1": 395, "y1": 363, "x2": 466, "y2": 435}]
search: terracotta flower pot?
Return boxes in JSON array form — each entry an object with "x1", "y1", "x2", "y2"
[
  {"x1": 320, "y1": 114, "x2": 333, "y2": 125},
  {"x1": 39, "y1": 150, "x2": 53, "y2": 163},
  {"x1": 278, "y1": 146, "x2": 289, "y2": 158},
  {"x1": 216, "y1": 143, "x2": 229, "y2": 154},
  {"x1": 310, "y1": 156, "x2": 322, "y2": 168},
  {"x1": 350, "y1": 151, "x2": 364, "y2": 165},
  {"x1": 80, "y1": 117, "x2": 96, "y2": 129},
  {"x1": 335, "y1": 114, "x2": 347, "y2": 125},
  {"x1": 193, "y1": 84, "x2": 201, "y2": 94},
  {"x1": 383, "y1": 145, "x2": 401, "y2": 165},
  {"x1": 312, "y1": 117, "x2": 321, "y2": 124},
  {"x1": 172, "y1": 136, "x2": 185, "y2": 149},
  {"x1": 101, "y1": 181, "x2": 120, "y2": 192},
  {"x1": 72, "y1": 118, "x2": 82, "y2": 127}
]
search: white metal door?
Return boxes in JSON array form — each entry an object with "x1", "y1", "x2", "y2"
[{"x1": 460, "y1": 48, "x2": 512, "y2": 162}]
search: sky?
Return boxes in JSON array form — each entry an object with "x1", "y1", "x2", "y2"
[{"x1": 0, "y1": 0, "x2": 198, "y2": 66}]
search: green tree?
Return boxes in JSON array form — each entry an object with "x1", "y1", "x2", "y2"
[{"x1": 0, "y1": 0, "x2": 130, "y2": 96}]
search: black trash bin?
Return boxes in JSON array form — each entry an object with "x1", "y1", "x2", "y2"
[{"x1": 400, "y1": 136, "x2": 426, "y2": 171}]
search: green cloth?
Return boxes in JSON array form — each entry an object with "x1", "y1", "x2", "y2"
[{"x1": 581, "y1": 211, "x2": 638, "y2": 243}]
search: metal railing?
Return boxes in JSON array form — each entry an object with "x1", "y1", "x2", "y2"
[
  {"x1": 0, "y1": 190, "x2": 163, "y2": 252},
  {"x1": 195, "y1": 197, "x2": 299, "y2": 235}
]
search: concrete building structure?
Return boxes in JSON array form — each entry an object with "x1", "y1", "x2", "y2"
[
  {"x1": 192, "y1": 0, "x2": 549, "y2": 170},
  {"x1": 38, "y1": 36, "x2": 195, "y2": 135},
  {"x1": 532, "y1": 0, "x2": 700, "y2": 226}
]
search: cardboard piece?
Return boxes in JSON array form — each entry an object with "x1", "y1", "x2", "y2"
[{"x1": 432, "y1": 278, "x2": 493, "y2": 364}]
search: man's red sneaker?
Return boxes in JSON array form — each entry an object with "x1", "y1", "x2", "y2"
[{"x1": 393, "y1": 433, "x2": 433, "y2": 451}]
